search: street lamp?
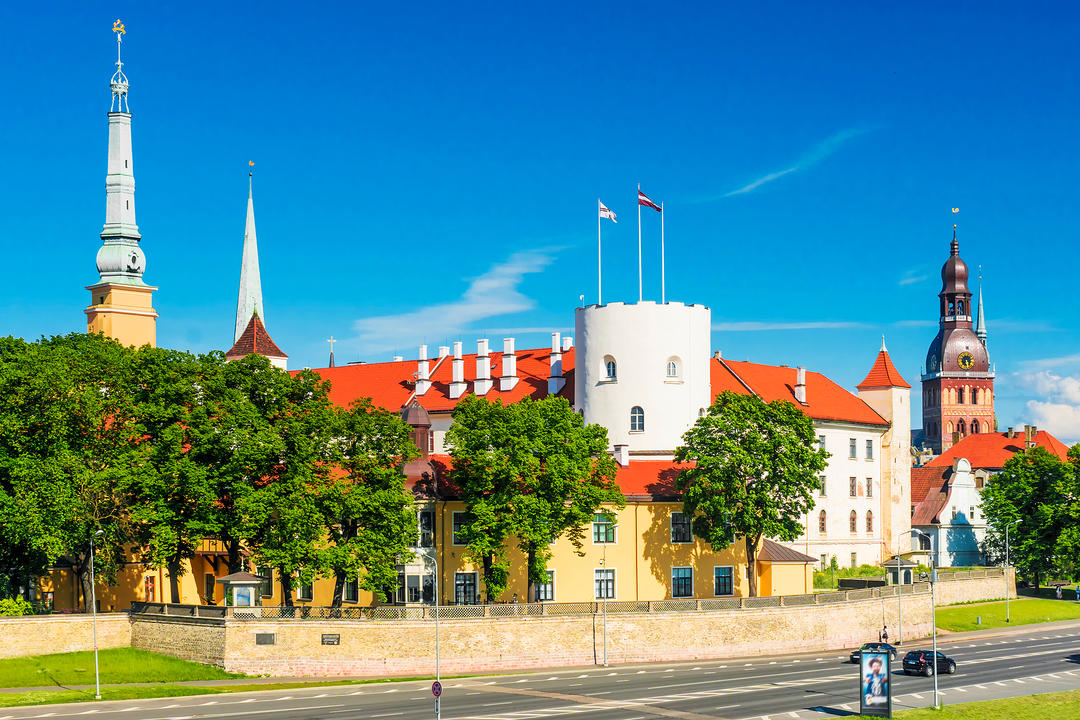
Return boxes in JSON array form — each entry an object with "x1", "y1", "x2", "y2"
[
  {"x1": 430, "y1": 548, "x2": 441, "y2": 720},
  {"x1": 914, "y1": 529, "x2": 938, "y2": 710},
  {"x1": 600, "y1": 544, "x2": 608, "y2": 667},
  {"x1": 89, "y1": 528, "x2": 104, "y2": 701},
  {"x1": 1005, "y1": 519, "x2": 1020, "y2": 623},
  {"x1": 894, "y1": 529, "x2": 919, "y2": 646}
]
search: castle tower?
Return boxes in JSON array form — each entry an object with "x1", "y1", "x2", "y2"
[
  {"x1": 85, "y1": 21, "x2": 158, "y2": 347},
  {"x1": 574, "y1": 301, "x2": 711, "y2": 454},
  {"x1": 857, "y1": 338, "x2": 912, "y2": 558},
  {"x1": 920, "y1": 228, "x2": 995, "y2": 453}
]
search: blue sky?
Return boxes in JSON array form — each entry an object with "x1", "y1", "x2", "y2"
[{"x1": 3, "y1": 2, "x2": 1079, "y2": 441}]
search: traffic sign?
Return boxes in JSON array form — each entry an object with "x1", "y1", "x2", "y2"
[{"x1": 432, "y1": 680, "x2": 443, "y2": 697}]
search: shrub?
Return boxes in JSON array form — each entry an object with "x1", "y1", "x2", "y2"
[{"x1": 0, "y1": 597, "x2": 35, "y2": 616}]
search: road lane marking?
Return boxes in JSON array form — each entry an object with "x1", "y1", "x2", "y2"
[{"x1": 910, "y1": 693, "x2": 923, "y2": 699}]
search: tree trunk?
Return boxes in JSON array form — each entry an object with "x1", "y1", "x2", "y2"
[
  {"x1": 279, "y1": 570, "x2": 294, "y2": 607},
  {"x1": 746, "y1": 535, "x2": 760, "y2": 598},
  {"x1": 167, "y1": 557, "x2": 182, "y2": 604},
  {"x1": 226, "y1": 540, "x2": 243, "y2": 573},
  {"x1": 526, "y1": 546, "x2": 537, "y2": 602},
  {"x1": 76, "y1": 559, "x2": 91, "y2": 613},
  {"x1": 331, "y1": 570, "x2": 345, "y2": 609},
  {"x1": 482, "y1": 555, "x2": 494, "y2": 602}
]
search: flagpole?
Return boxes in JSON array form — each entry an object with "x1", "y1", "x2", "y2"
[
  {"x1": 637, "y1": 184, "x2": 642, "y2": 303},
  {"x1": 597, "y1": 199, "x2": 602, "y2": 306},
  {"x1": 660, "y1": 201, "x2": 666, "y2": 304}
]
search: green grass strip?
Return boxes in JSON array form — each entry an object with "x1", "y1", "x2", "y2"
[
  {"x1": 895, "y1": 690, "x2": 1080, "y2": 718},
  {"x1": 934, "y1": 597, "x2": 1080, "y2": 632},
  {"x1": 0, "y1": 648, "x2": 242, "y2": 688}
]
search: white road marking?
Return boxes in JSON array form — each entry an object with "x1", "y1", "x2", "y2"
[{"x1": 910, "y1": 693, "x2": 923, "y2": 699}]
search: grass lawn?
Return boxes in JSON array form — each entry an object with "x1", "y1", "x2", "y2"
[
  {"x1": 895, "y1": 690, "x2": 1080, "y2": 718},
  {"x1": 0, "y1": 681, "x2": 362, "y2": 708},
  {"x1": 0, "y1": 648, "x2": 242, "y2": 688},
  {"x1": 935, "y1": 597, "x2": 1080, "y2": 632}
]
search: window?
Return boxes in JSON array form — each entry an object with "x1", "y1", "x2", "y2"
[
  {"x1": 951, "y1": 506, "x2": 957, "y2": 520},
  {"x1": 452, "y1": 511, "x2": 466, "y2": 545},
  {"x1": 535, "y1": 570, "x2": 555, "y2": 601},
  {"x1": 594, "y1": 568, "x2": 615, "y2": 599},
  {"x1": 849, "y1": 477, "x2": 857, "y2": 497},
  {"x1": 423, "y1": 574, "x2": 435, "y2": 604},
  {"x1": 849, "y1": 438, "x2": 857, "y2": 459},
  {"x1": 257, "y1": 566, "x2": 273, "y2": 597},
  {"x1": 865, "y1": 439, "x2": 874, "y2": 460},
  {"x1": 971, "y1": 420, "x2": 980, "y2": 434},
  {"x1": 866, "y1": 510, "x2": 874, "y2": 533},
  {"x1": 849, "y1": 510, "x2": 857, "y2": 533},
  {"x1": 666, "y1": 358, "x2": 680, "y2": 378},
  {"x1": 672, "y1": 567, "x2": 693, "y2": 598},
  {"x1": 972, "y1": 388, "x2": 979, "y2": 404},
  {"x1": 407, "y1": 575, "x2": 421, "y2": 603},
  {"x1": 344, "y1": 577, "x2": 359, "y2": 603},
  {"x1": 850, "y1": 552, "x2": 858, "y2": 568},
  {"x1": 592, "y1": 512, "x2": 616, "y2": 543},
  {"x1": 298, "y1": 579, "x2": 313, "y2": 601},
  {"x1": 957, "y1": 387, "x2": 965, "y2": 404},
  {"x1": 204, "y1": 573, "x2": 215, "y2": 603},
  {"x1": 819, "y1": 554, "x2": 828, "y2": 571},
  {"x1": 418, "y1": 510, "x2": 434, "y2": 548},
  {"x1": 144, "y1": 576, "x2": 156, "y2": 602},
  {"x1": 866, "y1": 477, "x2": 873, "y2": 498},
  {"x1": 818, "y1": 475, "x2": 826, "y2": 497},
  {"x1": 714, "y1": 566, "x2": 734, "y2": 596},
  {"x1": 670, "y1": 512, "x2": 691, "y2": 543},
  {"x1": 818, "y1": 510, "x2": 827, "y2": 533},
  {"x1": 630, "y1": 406, "x2": 645, "y2": 432},
  {"x1": 604, "y1": 357, "x2": 617, "y2": 381},
  {"x1": 454, "y1": 572, "x2": 478, "y2": 605},
  {"x1": 817, "y1": 435, "x2": 826, "y2": 451},
  {"x1": 957, "y1": 419, "x2": 966, "y2": 436},
  {"x1": 395, "y1": 571, "x2": 406, "y2": 603},
  {"x1": 919, "y1": 535, "x2": 932, "y2": 551}
]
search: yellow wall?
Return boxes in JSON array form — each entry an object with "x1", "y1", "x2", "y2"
[{"x1": 85, "y1": 282, "x2": 157, "y2": 347}]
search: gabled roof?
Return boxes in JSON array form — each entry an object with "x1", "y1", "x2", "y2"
[
  {"x1": 305, "y1": 347, "x2": 574, "y2": 413},
  {"x1": 758, "y1": 538, "x2": 816, "y2": 564},
  {"x1": 926, "y1": 430, "x2": 1069, "y2": 470},
  {"x1": 911, "y1": 465, "x2": 948, "y2": 504},
  {"x1": 857, "y1": 347, "x2": 911, "y2": 390},
  {"x1": 226, "y1": 312, "x2": 287, "y2": 360},
  {"x1": 711, "y1": 358, "x2": 888, "y2": 427},
  {"x1": 911, "y1": 475, "x2": 951, "y2": 526}
]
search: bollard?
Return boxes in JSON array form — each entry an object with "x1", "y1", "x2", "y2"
[{"x1": 976, "y1": 616, "x2": 981, "y2": 625}]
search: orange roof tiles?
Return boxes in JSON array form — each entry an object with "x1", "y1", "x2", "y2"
[
  {"x1": 926, "y1": 430, "x2": 1069, "y2": 470},
  {"x1": 857, "y1": 349, "x2": 911, "y2": 390},
  {"x1": 226, "y1": 313, "x2": 287, "y2": 360},
  {"x1": 910, "y1": 465, "x2": 948, "y2": 504},
  {"x1": 711, "y1": 358, "x2": 888, "y2": 427}
]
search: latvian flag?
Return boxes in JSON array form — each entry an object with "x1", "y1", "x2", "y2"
[
  {"x1": 638, "y1": 189, "x2": 662, "y2": 212},
  {"x1": 599, "y1": 201, "x2": 617, "y2": 223}
]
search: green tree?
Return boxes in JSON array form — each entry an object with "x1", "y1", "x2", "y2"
[
  {"x1": 675, "y1": 390, "x2": 826, "y2": 597},
  {"x1": 316, "y1": 398, "x2": 418, "y2": 608},
  {"x1": 982, "y1": 446, "x2": 1071, "y2": 588}
]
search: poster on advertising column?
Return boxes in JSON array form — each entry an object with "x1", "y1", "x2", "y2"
[{"x1": 860, "y1": 650, "x2": 891, "y2": 718}]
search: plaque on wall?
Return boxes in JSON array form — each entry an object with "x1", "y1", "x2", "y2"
[
  {"x1": 255, "y1": 632, "x2": 275, "y2": 645},
  {"x1": 322, "y1": 634, "x2": 341, "y2": 646}
]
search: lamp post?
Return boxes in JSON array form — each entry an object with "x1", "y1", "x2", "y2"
[
  {"x1": 1005, "y1": 519, "x2": 1020, "y2": 623},
  {"x1": 894, "y1": 529, "x2": 917, "y2": 646},
  {"x1": 89, "y1": 529, "x2": 104, "y2": 701},
  {"x1": 914, "y1": 529, "x2": 938, "y2": 710},
  {"x1": 601, "y1": 544, "x2": 608, "y2": 667}
]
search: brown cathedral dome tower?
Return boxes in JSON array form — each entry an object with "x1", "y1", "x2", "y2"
[{"x1": 921, "y1": 228, "x2": 994, "y2": 453}]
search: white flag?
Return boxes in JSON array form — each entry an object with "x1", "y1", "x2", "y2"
[{"x1": 599, "y1": 201, "x2": 617, "y2": 223}]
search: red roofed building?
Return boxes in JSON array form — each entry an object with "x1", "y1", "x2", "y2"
[{"x1": 225, "y1": 311, "x2": 288, "y2": 370}]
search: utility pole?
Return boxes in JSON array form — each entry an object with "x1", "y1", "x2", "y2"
[
  {"x1": 1005, "y1": 519, "x2": 1020, "y2": 623},
  {"x1": 90, "y1": 529, "x2": 104, "y2": 700}
]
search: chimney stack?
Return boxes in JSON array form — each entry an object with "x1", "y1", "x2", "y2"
[
  {"x1": 500, "y1": 338, "x2": 519, "y2": 391},
  {"x1": 415, "y1": 345, "x2": 431, "y2": 395},
  {"x1": 474, "y1": 339, "x2": 493, "y2": 395},
  {"x1": 393, "y1": 355, "x2": 404, "y2": 362},
  {"x1": 548, "y1": 332, "x2": 565, "y2": 395},
  {"x1": 449, "y1": 341, "x2": 467, "y2": 399},
  {"x1": 1024, "y1": 424, "x2": 1036, "y2": 448},
  {"x1": 1007, "y1": 427, "x2": 1014, "y2": 439},
  {"x1": 613, "y1": 444, "x2": 630, "y2": 466},
  {"x1": 561, "y1": 335, "x2": 574, "y2": 351},
  {"x1": 794, "y1": 366, "x2": 807, "y2": 404},
  {"x1": 438, "y1": 345, "x2": 450, "y2": 359},
  {"x1": 713, "y1": 350, "x2": 722, "y2": 360}
]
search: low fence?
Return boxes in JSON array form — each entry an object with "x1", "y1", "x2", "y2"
[{"x1": 131, "y1": 582, "x2": 934, "y2": 622}]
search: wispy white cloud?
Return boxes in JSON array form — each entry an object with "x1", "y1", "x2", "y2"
[
  {"x1": 1016, "y1": 352, "x2": 1080, "y2": 371},
  {"x1": 723, "y1": 127, "x2": 870, "y2": 197},
  {"x1": 893, "y1": 320, "x2": 937, "y2": 328},
  {"x1": 1015, "y1": 370, "x2": 1080, "y2": 443},
  {"x1": 899, "y1": 268, "x2": 929, "y2": 286},
  {"x1": 351, "y1": 250, "x2": 555, "y2": 354},
  {"x1": 712, "y1": 321, "x2": 864, "y2": 332}
]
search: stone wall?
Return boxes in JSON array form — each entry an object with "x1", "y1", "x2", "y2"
[
  {"x1": 129, "y1": 614, "x2": 226, "y2": 667},
  {"x1": 0, "y1": 613, "x2": 130, "y2": 659},
  {"x1": 934, "y1": 567, "x2": 1015, "y2": 606}
]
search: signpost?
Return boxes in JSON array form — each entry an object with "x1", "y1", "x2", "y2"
[
  {"x1": 432, "y1": 680, "x2": 442, "y2": 718},
  {"x1": 859, "y1": 649, "x2": 892, "y2": 718}
]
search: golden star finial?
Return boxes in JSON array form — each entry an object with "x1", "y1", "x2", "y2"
[{"x1": 113, "y1": 19, "x2": 126, "y2": 35}]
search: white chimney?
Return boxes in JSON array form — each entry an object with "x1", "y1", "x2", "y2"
[
  {"x1": 474, "y1": 339, "x2": 493, "y2": 395},
  {"x1": 393, "y1": 355, "x2": 404, "y2": 362},
  {"x1": 713, "y1": 350, "x2": 722, "y2": 360},
  {"x1": 548, "y1": 332, "x2": 565, "y2": 395},
  {"x1": 613, "y1": 444, "x2": 630, "y2": 467},
  {"x1": 561, "y1": 335, "x2": 574, "y2": 351},
  {"x1": 794, "y1": 366, "x2": 807, "y2": 404},
  {"x1": 416, "y1": 345, "x2": 431, "y2": 395},
  {"x1": 500, "y1": 337, "x2": 519, "y2": 391},
  {"x1": 438, "y1": 345, "x2": 450, "y2": 359},
  {"x1": 449, "y1": 341, "x2": 467, "y2": 399}
]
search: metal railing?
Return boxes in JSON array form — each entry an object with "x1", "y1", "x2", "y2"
[{"x1": 130, "y1": 582, "x2": 937, "y2": 622}]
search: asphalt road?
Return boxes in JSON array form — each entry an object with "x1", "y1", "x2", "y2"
[{"x1": 3, "y1": 622, "x2": 1078, "y2": 720}]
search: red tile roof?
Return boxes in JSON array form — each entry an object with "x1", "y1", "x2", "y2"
[
  {"x1": 910, "y1": 465, "x2": 948, "y2": 504},
  {"x1": 226, "y1": 313, "x2": 287, "y2": 360},
  {"x1": 911, "y1": 473, "x2": 951, "y2": 526},
  {"x1": 856, "y1": 348, "x2": 911, "y2": 390},
  {"x1": 612, "y1": 459, "x2": 688, "y2": 501},
  {"x1": 925, "y1": 430, "x2": 1069, "y2": 470},
  {"x1": 711, "y1": 359, "x2": 888, "y2": 427}
]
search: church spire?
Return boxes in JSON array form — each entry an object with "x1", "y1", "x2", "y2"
[
  {"x1": 975, "y1": 268, "x2": 988, "y2": 349},
  {"x1": 234, "y1": 163, "x2": 265, "y2": 343}
]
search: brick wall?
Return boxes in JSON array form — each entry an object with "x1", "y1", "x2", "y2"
[
  {"x1": 0, "y1": 613, "x2": 130, "y2": 659},
  {"x1": 129, "y1": 614, "x2": 226, "y2": 667},
  {"x1": 934, "y1": 567, "x2": 1015, "y2": 606}
]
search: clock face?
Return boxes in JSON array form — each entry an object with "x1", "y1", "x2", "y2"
[
  {"x1": 929, "y1": 355, "x2": 939, "y2": 371},
  {"x1": 957, "y1": 352, "x2": 975, "y2": 370}
]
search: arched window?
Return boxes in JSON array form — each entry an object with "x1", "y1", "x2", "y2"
[
  {"x1": 630, "y1": 406, "x2": 645, "y2": 432},
  {"x1": 957, "y1": 418, "x2": 966, "y2": 436},
  {"x1": 818, "y1": 510, "x2": 827, "y2": 534},
  {"x1": 971, "y1": 420, "x2": 980, "y2": 434},
  {"x1": 971, "y1": 388, "x2": 978, "y2": 405},
  {"x1": 866, "y1": 510, "x2": 874, "y2": 533},
  {"x1": 666, "y1": 360, "x2": 678, "y2": 378},
  {"x1": 849, "y1": 510, "x2": 857, "y2": 533},
  {"x1": 957, "y1": 387, "x2": 965, "y2": 404},
  {"x1": 604, "y1": 356, "x2": 617, "y2": 381},
  {"x1": 946, "y1": 421, "x2": 953, "y2": 435}
]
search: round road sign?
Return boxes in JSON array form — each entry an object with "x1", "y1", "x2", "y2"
[{"x1": 432, "y1": 680, "x2": 443, "y2": 697}]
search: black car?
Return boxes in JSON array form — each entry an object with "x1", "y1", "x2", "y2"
[
  {"x1": 902, "y1": 649, "x2": 957, "y2": 676},
  {"x1": 849, "y1": 642, "x2": 898, "y2": 663}
]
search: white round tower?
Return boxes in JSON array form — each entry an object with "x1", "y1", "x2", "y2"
[{"x1": 574, "y1": 301, "x2": 711, "y2": 454}]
